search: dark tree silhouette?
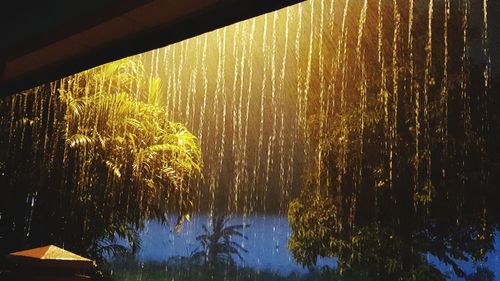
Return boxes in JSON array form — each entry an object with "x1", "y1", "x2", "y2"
[{"x1": 191, "y1": 215, "x2": 249, "y2": 267}]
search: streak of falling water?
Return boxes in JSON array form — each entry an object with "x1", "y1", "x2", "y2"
[
  {"x1": 338, "y1": 0, "x2": 350, "y2": 89},
  {"x1": 377, "y1": 0, "x2": 383, "y2": 65},
  {"x1": 360, "y1": 61, "x2": 367, "y2": 188},
  {"x1": 254, "y1": 14, "x2": 267, "y2": 205},
  {"x1": 236, "y1": 23, "x2": 247, "y2": 206},
  {"x1": 390, "y1": 0, "x2": 401, "y2": 190},
  {"x1": 304, "y1": 0, "x2": 314, "y2": 166},
  {"x1": 317, "y1": 0, "x2": 326, "y2": 190},
  {"x1": 408, "y1": 0, "x2": 419, "y2": 194},
  {"x1": 483, "y1": 0, "x2": 490, "y2": 92},
  {"x1": 170, "y1": 45, "x2": 178, "y2": 118},
  {"x1": 356, "y1": 0, "x2": 368, "y2": 61},
  {"x1": 149, "y1": 49, "x2": 156, "y2": 95},
  {"x1": 423, "y1": 0, "x2": 434, "y2": 197},
  {"x1": 481, "y1": 0, "x2": 491, "y2": 180},
  {"x1": 461, "y1": 0, "x2": 471, "y2": 181},
  {"x1": 209, "y1": 30, "x2": 223, "y2": 214},
  {"x1": 237, "y1": 22, "x2": 248, "y2": 211},
  {"x1": 217, "y1": 28, "x2": 228, "y2": 213},
  {"x1": 19, "y1": 94, "x2": 28, "y2": 151},
  {"x1": 295, "y1": 3, "x2": 306, "y2": 163},
  {"x1": 154, "y1": 47, "x2": 160, "y2": 81},
  {"x1": 378, "y1": 0, "x2": 389, "y2": 191},
  {"x1": 199, "y1": 34, "x2": 209, "y2": 147},
  {"x1": 242, "y1": 18, "x2": 256, "y2": 214},
  {"x1": 184, "y1": 38, "x2": 198, "y2": 124},
  {"x1": 220, "y1": 28, "x2": 228, "y2": 211},
  {"x1": 177, "y1": 41, "x2": 187, "y2": 120},
  {"x1": 231, "y1": 24, "x2": 241, "y2": 211},
  {"x1": 165, "y1": 48, "x2": 173, "y2": 119},
  {"x1": 441, "y1": 0, "x2": 450, "y2": 182},
  {"x1": 356, "y1": 0, "x2": 368, "y2": 188},
  {"x1": 326, "y1": 1, "x2": 335, "y2": 149},
  {"x1": 339, "y1": 0, "x2": 351, "y2": 185},
  {"x1": 265, "y1": 12, "x2": 278, "y2": 196},
  {"x1": 279, "y1": 8, "x2": 291, "y2": 207}
]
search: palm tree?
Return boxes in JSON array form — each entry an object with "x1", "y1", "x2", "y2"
[
  {"x1": 191, "y1": 215, "x2": 249, "y2": 267},
  {"x1": 59, "y1": 58, "x2": 203, "y2": 258},
  {"x1": 0, "y1": 58, "x2": 203, "y2": 262}
]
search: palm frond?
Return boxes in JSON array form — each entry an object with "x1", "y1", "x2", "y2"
[
  {"x1": 67, "y1": 134, "x2": 94, "y2": 148},
  {"x1": 97, "y1": 243, "x2": 129, "y2": 257},
  {"x1": 191, "y1": 215, "x2": 250, "y2": 266},
  {"x1": 105, "y1": 160, "x2": 122, "y2": 179}
]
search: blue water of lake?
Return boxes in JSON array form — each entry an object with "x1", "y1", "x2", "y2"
[{"x1": 127, "y1": 214, "x2": 500, "y2": 279}]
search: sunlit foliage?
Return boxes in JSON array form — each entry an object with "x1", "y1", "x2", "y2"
[
  {"x1": 288, "y1": 1, "x2": 500, "y2": 280},
  {"x1": 0, "y1": 58, "x2": 202, "y2": 262}
]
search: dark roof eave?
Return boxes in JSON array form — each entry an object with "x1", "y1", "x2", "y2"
[{"x1": 0, "y1": 0, "x2": 303, "y2": 97}]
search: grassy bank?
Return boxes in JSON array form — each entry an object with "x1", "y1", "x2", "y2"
[{"x1": 107, "y1": 258, "x2": 368, "y2": 281}]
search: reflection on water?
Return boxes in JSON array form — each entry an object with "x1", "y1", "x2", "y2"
[
  {"x1": 121, "y1": 215, "x2": 335, "y2": 274},
  {"x1": 1, "y1": 0, "x2": 500, "y2": 280},
  {"x1": 110, "y1": 214, "x2": 500, "y2": 280}
]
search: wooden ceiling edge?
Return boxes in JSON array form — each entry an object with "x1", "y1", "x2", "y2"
[
  {"x1": 0, "y1": 0, "x2": 303, "y2": 97},
  {"x1": 0, "y1": 61, "x2": 4, "y2": 82},
  {"x1": 1, "y1": 0, "x2": 155, "y2": 62}
]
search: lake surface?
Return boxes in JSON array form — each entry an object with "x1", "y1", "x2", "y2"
[
  {"x1": 122, "y1": 215, "x2": 500, "y2": 280},
  {"x1": 130, "y1": 215, "x2": 335, "y2": 274}
]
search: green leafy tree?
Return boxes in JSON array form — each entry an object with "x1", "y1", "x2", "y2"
[
  {"x1": 0, "y1": 58, "x2": 203, "y2": 264},
  {"x1": 288, "y1": 1, "x2": 500, "y2": 280}
]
